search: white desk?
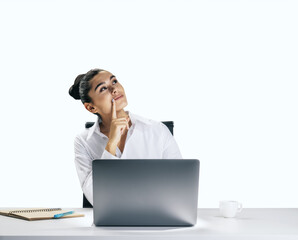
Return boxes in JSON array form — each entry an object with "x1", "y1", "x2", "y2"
[{"x1": 0, "y1": 208, "x2": 298, "y2": 240}]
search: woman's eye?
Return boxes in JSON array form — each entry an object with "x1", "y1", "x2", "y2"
[
  {"x1": 100, "y1": 86, "x2": 107, "y2": 92},
  {"x1": 99, "y1": 80, "x2": 117, "y2": 93}
]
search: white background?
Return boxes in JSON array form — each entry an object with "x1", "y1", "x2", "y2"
[{"x1": 0, "y1": 0, "x2": 297, "y2": 208}]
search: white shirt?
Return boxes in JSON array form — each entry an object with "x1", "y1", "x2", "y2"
[{"x1": 73, "y1": 111, "x2": 183, "y2": 205}]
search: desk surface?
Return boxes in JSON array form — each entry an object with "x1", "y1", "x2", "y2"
[{"x1": 1, "y1": 208, "x2": 298, "y2": 240}]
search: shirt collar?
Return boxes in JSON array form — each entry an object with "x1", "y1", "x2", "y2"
[{"x1": 86, "y1": 111, "x2": 138, "y2": 141}]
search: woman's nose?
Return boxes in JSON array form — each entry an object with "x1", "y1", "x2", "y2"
[{"x1": 110, "y1": 86, "x2": 118, "y2": 94}]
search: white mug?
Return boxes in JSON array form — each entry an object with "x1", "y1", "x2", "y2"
[{"x1": 219, "y1": 200, "x2": 243, "y2": 218}]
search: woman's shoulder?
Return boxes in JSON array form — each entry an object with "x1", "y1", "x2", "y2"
[
  {"x1": 74, "y1": 128, "x2": 89, "y2": 143},
  {"x1": 74, "y1": 121, "x2": 99, "y2": 143},
  {"x1": 131, "y1": 113, "x2": 169, "y2": 133},
  {"x1": 131, "y1": 113, "x2": 158, "y2": 125}
]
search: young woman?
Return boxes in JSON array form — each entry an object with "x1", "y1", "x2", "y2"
[{"x1": 69, "y1": 68, "x2": 182, "y2": 205}]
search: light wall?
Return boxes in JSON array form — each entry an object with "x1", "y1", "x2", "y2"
[{"x1": 0, "y1": 0, "x2": 297, "y2": 208}]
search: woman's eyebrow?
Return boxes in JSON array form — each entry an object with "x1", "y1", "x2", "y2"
[{"x1": 94, "y1": 75, "x2": 116, "y2": 91}]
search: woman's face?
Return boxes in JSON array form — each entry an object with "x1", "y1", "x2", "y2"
[{"x1": 86, "y1": 70, "x2": 128, "y2": 116}]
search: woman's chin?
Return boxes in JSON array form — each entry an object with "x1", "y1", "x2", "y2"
[{"x1": 117, "y1": 100, "x2": 128, "y2": 110}]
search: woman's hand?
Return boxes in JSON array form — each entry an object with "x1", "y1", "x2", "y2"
[{"x1": 105, "y1": 99, "x2": 129, "y2": 155}]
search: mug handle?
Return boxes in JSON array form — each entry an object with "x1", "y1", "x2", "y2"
[{"x1": 238, "y1": 202, "x2": 243, "y2": 213}]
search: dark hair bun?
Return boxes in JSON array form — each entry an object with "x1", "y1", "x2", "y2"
[{"x1": 69, "y1": 74, "x2": 85, "y2": 100}]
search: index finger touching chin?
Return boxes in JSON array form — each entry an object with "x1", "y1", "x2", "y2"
[{"x1": 111, "y1": 98, "x2": 117, "y2": 120}]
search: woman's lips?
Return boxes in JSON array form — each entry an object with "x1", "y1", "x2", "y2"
[{"x1": 115, "y1": 95, "x2": 123, "y2": 101}]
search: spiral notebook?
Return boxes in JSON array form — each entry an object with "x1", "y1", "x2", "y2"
[{"x1": 0, "y1": 208, "x2": 84, "y2": 221}]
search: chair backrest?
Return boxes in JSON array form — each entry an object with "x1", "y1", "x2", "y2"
[{"x1": 82, "y1": 120, "x2": 174, "y2": 208}]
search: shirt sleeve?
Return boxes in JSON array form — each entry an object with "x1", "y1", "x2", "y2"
[
  {"x1": 101, "y1": 149, "x2": 120, "y2": 159},
  {"x1": 161, "y1": 123, "x2": 183, "y2": 159},
  {"x1": 74, "y1": 135, "x2": 94, "y2": 206},
  {"x1": 74, "y1": 136, "x2": 120, "y2": 205}
]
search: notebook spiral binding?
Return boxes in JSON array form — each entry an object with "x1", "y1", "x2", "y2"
[{"x1": 9, "y1": 208, "x2": 62, "y2": 214}]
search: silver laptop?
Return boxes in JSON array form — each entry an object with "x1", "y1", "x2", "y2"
[{"x1": 92, "y1": 159, "x2": 200, "y2": 226}]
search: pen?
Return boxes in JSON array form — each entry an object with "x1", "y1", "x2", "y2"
[{"x1": 54, "y1": 211, "x2": 74, "y2": 219}]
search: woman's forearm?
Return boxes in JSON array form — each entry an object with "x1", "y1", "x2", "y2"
[{"x1": 105, "y1": 141, "x2": 117, "y2": 156}]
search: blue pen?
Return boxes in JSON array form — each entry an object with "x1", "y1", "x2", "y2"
[{"x1": 54, "y1": 211, "x2": 74, "y2": 219}]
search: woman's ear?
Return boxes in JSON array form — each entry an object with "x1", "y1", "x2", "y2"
[{"x1": 84, "y1": 103, "x2": 97, "y2": 114}]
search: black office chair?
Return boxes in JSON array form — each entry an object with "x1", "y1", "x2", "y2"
[{"x1": 82, "y1": 121, "x2": 174, "y2": 208}]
